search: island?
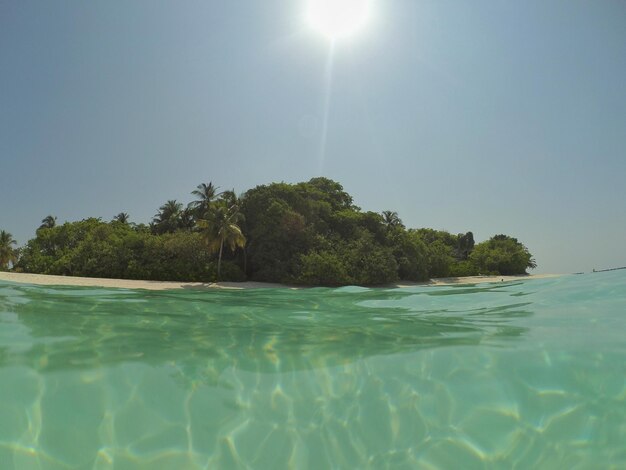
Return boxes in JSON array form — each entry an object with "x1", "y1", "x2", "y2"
[{"x1": 1, "y1": 178, "x2": 537, "y2": 287}]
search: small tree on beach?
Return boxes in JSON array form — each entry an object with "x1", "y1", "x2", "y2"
[
  {"x1": 198, "y1": 202, "x2": 246, "y2": 281},
  {"x1": 0, "y1": 230, "x2": 19, "y2": 271}
]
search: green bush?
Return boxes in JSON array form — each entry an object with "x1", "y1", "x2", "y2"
[
  {"x1": 425, "y1": 240, "x2": 455, "y2": 278},
  {"x1": 297, "y1": 251, "x2": 351, "y2": 286},
  {"x1": 448, "y1": 260, "x2": 479, "y2": 277},
  {"x1": 391, "y1": 231, "x2": 429, "y2": 281},
  {"x1": 341, "y1": 233, "x2": 398, "y2": 285},
  {"x1": 218, "y1": 261, "x2": 246, "y2": 282},
  {"x1": 469, "y1": 235, "x2": 536, "y2": 275}
]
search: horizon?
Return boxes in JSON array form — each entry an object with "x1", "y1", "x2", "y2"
[{"x1": 2, "y1": 1, "x2": 625, "y2": 275}]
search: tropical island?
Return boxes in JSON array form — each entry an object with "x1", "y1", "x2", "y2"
[{"x1": 0, "y1": 178, "x2": 536, "y2": 287}]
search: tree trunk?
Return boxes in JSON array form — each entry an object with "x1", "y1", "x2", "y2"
[
  {"x1": 243, "y1": 245, "x2": 247, "y2": 277},
  {"x1": 217, "y1": 238, "x2": 224, "y2": 281}
]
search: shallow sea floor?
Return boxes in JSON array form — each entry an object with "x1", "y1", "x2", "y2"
[{"x1": 0, "y1": 271, "x2": 625, "y2": 469}]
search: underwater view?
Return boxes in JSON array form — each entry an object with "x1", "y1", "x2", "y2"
[{"x1": 0, "y1": 271, "x2": 625, "y2": 469}]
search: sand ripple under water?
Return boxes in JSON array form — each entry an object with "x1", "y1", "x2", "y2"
[{"x1": 0, "y1": 272, "x2": 624, "y2": 468}]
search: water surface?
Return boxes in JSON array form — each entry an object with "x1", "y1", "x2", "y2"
[{"x1": 0, "y1": 272, "x2": 625, "y2": 469}]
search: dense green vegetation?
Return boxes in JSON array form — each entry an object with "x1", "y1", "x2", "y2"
[
  {"x1": 6, "y1": 178, "x2": 536, "y2": 285},
  {"x1": 0, "y1": 230, "x2": 19, "y2": 271}
]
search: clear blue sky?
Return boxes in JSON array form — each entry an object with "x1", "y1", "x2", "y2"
[{"x1": 1, "y1": 0, "x2": 625, "y2": 274}]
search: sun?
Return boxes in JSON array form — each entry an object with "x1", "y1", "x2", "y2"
[{"x1": 306, "y1": 0, "x2": 372, "y2": 40}]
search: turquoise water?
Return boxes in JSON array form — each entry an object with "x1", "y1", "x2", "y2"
[{"x1": 0, "y1": 272, "x2": 625, "y2": 469}]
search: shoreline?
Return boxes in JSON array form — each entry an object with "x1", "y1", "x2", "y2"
[{"x1": 0, "y1": 271, "x2": 562, "y2": 291}]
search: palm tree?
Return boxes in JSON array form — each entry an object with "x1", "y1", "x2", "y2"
[
  {"x1": 190, "y1": 182, "x2": 221, "y2": 218},
  {"x1": 198, "y1": 202, "x2": 246, "y2": 281},
  {"x1": 152, "y1": 200, "x2": 183, "y2": 234},
  {"x1": 382, "y1": 211, "x2": 404, "y2": 230},
  {"x1": 221, "y1": 189, "x2": 248, "y2": 272},
  {"x1": 113, "y1": 212, "x2": 130, "y2": 224},
  {"x1": 220, "y1": 189, "x2": 241, "y2": 210},
  {"x1": 39, "y1": 215, "x2": 57, "y2": 230},
  {"x1": 180, "y1": 207, "x2": 196, "y2": 231},
  {"x1": 0, "y1": 230, "x2": 18, "y2": 271}
]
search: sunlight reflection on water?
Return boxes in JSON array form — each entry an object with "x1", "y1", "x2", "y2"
[{"x1": 0, "y1": 272, "x2": 625, "y2": 468}]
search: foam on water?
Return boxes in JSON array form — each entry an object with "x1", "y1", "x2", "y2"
[{"x1": 0, "y1": 272, "x2": 625, "y2": 469}]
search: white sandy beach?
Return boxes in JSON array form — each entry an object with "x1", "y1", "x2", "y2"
[
  {"x1": 394, "y1": 273, "x2": 561, "y2": 287},
  {"x1": 0, "y1": 271, "x2": 561, "y2": 291}
]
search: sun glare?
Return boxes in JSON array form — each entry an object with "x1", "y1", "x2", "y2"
[{"x1": 306, "y1": 0, "x2": 372, "y2": 40}]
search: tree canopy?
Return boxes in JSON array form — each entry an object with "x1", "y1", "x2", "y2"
[
  {"x1": 198, "y1": 200, "x2": 246, "y2": 280},
  {"x1": 0, "y1": 230, "x2": 19, "y2": 271},
  {"x1": 469, "y1": 234, "x2": 537, "y2": 275},
  {"x1": 10, "y1": 178, "x2": 536, "y2": 285}
]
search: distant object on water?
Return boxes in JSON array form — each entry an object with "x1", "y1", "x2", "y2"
[{"x1": 592, "y1": 266, "x2": 626, "y2": 273}]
